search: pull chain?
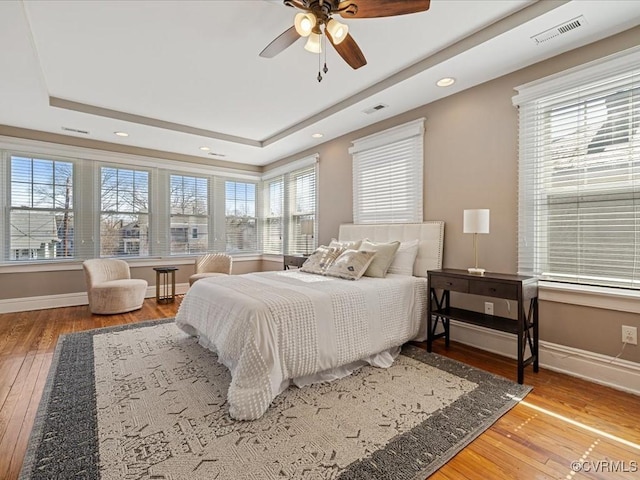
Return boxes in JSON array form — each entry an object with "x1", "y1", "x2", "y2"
[
  {"x1": 323, "y1": 33, "x2": 328, "y2": 75},
  {"x1": 317, "y1": 46, "x2": 322, "y2": 82}
]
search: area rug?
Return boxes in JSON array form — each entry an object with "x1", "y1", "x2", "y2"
[{"x1": 20, "y1": 319, "x2": 531, "y2": 480}]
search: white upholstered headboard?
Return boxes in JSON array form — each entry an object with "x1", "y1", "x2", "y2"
[{"x1": 338, "y1": 222, "x2": 444, "y2": 277}]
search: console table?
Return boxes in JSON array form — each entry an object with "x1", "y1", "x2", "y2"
[{"x1": 427, "y1": 268, "x2": 538, "y2": 384}]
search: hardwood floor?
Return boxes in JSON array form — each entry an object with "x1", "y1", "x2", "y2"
[{"x1": 1, "y1": 299, "x2": 638, "y2": 479}]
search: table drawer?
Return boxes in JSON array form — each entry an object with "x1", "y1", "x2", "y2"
[
  {"x1": 430, "y1": 276, "x2": 469, "y2": 292},
  {"x1": 470, "y1": 280, "x2": 518, "y2": 300}
]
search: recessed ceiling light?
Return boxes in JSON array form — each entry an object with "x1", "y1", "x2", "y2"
[
  {"x1": 311, "y1": 133, "x2": 324, "y2": 138},
  {"x1": 199, "y1": 146, "x2": 211, "y2": 151},
  {"x1": 436, "y1": 77, "x2": 456, "y2": 87},
  {"x1": 114, "y1": 131, "x2": 129, "y2": 137}
]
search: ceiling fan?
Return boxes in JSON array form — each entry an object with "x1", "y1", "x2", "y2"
[{"x1": 260, "y1": 0, "x2": 431, "y2": 81}]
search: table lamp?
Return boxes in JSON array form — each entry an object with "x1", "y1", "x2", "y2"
[{"x1": 463, "y1": 209, "x2": 490, "y2": 275}]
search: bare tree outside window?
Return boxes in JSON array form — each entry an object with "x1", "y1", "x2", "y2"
[
  {"x1": 170, "y1": 174, "x2": 208, "y2": 254},
  {"x1": 9, "y1": 156, "x2": 73, "y2": 260},
  {"x1": 100, "y1": 167, "x2": 149, "y2": 257}
]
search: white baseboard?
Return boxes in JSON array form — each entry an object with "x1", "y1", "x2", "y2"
[
  {"x1": 0, "y1": 283, "x2": 190, "y2": 314},
  {"x1": 449, "y1": 320, "x2": 640, "y2": 396}
]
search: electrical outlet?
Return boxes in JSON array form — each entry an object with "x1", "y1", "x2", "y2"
[
  {"x1": 622, "y1": 326, "x2": 637, "y2": 345},
  {"x1": 484, "y1": 302, "x2": 494, "y2": 316}
]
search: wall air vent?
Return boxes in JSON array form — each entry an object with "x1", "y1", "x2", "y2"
[
  {"x1": 61, "y1": 126, "x2": 90, "y2": 135},
  {"x1": 363, "y1": 104, "x2": 388, "y2": 115},
  {"x1": 531, "y1": 15, "x2": 587, "y2": 45}
]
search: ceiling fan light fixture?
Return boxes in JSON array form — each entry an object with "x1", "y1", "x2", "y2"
[
  {"x1": 294, "y1": 12, "x2": 316, "y2": 37},
  {"x1": 304, "y1": 32, "x2": 322, "y2": 53},
  {"x1": 326, "y1": 18, "x2": 349, "y2": 44}
]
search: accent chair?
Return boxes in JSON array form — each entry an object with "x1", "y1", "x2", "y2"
[
  {"x1": 83, "y1": 258, "x2": 148, "y2": 314},
  {"x1": 189, "y1": 253, "x2": 232, "y2": 286}
]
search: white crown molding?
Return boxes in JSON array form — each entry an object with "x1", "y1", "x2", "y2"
[{"x1": 0, "y1": 135, "x2": 261, "y2": 179}]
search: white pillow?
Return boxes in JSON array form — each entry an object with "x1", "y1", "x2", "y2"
[
  {"x1": 324, "y1": 249, "x2": 377, "y2": 281},
  {"x1": 359, "y1": 240, "x2": 400, "y2": 278},
  {"x1": 388, "y1": 239, "x2": 420, "y2": 276}
]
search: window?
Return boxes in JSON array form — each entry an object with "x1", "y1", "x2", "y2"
[
  {"x1": 262, "y1": 155, "x2": 318, "y2": 255},
  {"x1": 289, "y1": 166, "x2": 316, "y2": 255},
  {"x1": 169, "y1": 174, "x2": 208, "y2": 254},
  {"x1": 9, "y1": 156, "x2": 74, "y2": 260},
  {"x1": 262, "y1": 177, "x2": 284, "y2": 254},
  {"x1": 1, "y1": 142, "x2": 304, "y2": 263},
  {"x1": 100, "y1": 167, "x2": 149, "y2": 257},
  {"x1": 514, "y1": 47, "x2": 640, "y2": 288},
  {"x1": 351, "y1": 118, "x2": 424, "y2": 224},
  {"x1": 224, "y1": 181, "x2": 257, "y2": 253}
]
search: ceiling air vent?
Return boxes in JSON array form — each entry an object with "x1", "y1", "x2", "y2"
[
  {"x1": 61, "y1": 126, "x2": 90, "y2": 135},
  {"x1": 363, "y1": 104, "x2": 388, "y2": 115},
  {"x1": 531, "y1": 15, "x2": 587, "y2": 45}
]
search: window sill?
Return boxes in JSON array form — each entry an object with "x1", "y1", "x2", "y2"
[
  {"x1": 539, "y1": 281, "x2": 640, "y2": 314},
  {"x1": 0, "y1": 254, "x2": 263, "y2": 274}
]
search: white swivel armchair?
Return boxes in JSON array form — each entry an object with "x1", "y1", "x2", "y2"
[
  {"x1": 83, "y1": 259, "x2": 148, "y2": 314},
  {"x1": 189, "y1": 253, "x2": 232, "y2": 286}
]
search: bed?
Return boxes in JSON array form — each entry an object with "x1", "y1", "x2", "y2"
[{"x1": 176, "y1": 222, "x2": 444, "y2": 420}]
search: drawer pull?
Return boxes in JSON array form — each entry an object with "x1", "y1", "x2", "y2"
[{"x1": 446, "y1": 282, "x2": 453, "y2": 286}]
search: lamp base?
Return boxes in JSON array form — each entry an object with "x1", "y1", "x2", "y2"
[{"x1": 467, "y1": 267, "x2": 485, "y2": 275}]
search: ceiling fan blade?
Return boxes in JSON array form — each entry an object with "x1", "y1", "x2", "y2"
[
  {"x1": 259, "y1": 26, "x2": 300, "y2": 58},
  {"x1": 327, "y1": 32, "x2": 367, "y2": 70},
  {"x1": 338, "y1": 0, "x2": 430, "y2": 18}
]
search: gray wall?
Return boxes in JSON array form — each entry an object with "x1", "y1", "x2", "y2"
[{"x1": 265, "y1": 26, "x2": 640, "y2": 363}]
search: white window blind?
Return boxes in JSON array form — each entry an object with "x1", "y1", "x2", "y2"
[
  {"x1": 262, "y1": 176, "x2": 284, "y2": 254},
  {"x1": 222, "y1": 180, "x2": 258, "y2": 253},
  {"x1": 169, "y1": 174, "x2": 208, "y2": 255},
  {"x1": 351, "y1": 118, "x2": 424, "y2": 224},
  {"x1": 261, "y1": 154, "x2": 318, "y2": 255},
  {"x1": 289, "y1": 165, "x2": 317, "y2": 255},
  {"x1": 514, "y1": 46, "x2": 640, "y2": 289},
  {"x1": 100, "y1": 166, "x2": 150, "y2": 257},
  {"x1": 9, "y1": 155, "x2": 74, "y2": 260}
]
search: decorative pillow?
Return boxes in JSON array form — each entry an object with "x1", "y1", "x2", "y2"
[
  {"x1": 329, "y1": 238, "x2": 362, "y2": 250},
  {"x1": 359, "y1": 240, "x2": 401, "y2": 278},
  {"x1": 388, "y1": 239, "x2": 420, "y2": 276},
  {"x1": 300, "y1": 246, "x2": 343, "y2": 275},
  {"x1": 324, "y1": 249, "x2": 376, "y2": 281}
]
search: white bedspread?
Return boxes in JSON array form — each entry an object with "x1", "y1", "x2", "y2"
[{"x1": 176, "y1": 270, "x2": 428, "y2": 420}]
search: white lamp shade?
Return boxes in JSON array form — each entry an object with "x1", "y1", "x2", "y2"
[
  {"x1": 294, "y1": 12, "x2": 316, "y2": 37},
  {"x1": 463, "y1": 209, "x2": 490, "y2": 234},
  {"x1": 304, "y1": 32, "x2": 322, "y2": 53},
  {"x1": 300, "y1": 219, "x2": 314, "y2": 235},
  {"x1": 326, "y1": 18, "x2": 349, "y2": 44}
]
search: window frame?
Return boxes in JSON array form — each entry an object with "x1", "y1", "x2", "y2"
[
  {"x1": 168, "y1": 173, "x2": 210, "y2": 256},
  {"x1": 261, "y1": 154, "x2": 318, "y2": 256},
  {"x1": 8, "y1": 154, "x2": 76, "y2": 262},
  {"x1": 350, "y1": 118, "x2": 425, "y2": 225},
  {"x1": 514, "y1": 45, "x2": 640, "y2": 290},
  {"x1": 99, "y1": 165, "x2": 151, "y2": 258}
]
